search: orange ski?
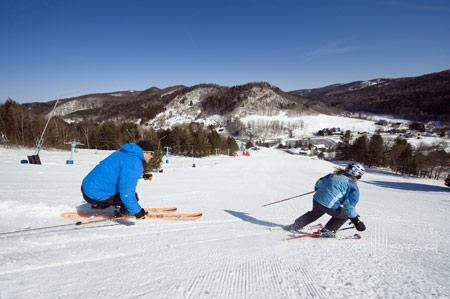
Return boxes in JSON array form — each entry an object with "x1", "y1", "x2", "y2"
[{"x1": 60, "y1": 207, "x2": 177, "y2": 219}]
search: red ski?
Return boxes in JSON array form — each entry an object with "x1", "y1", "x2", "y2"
[{"x1": 286, "y1": 232, "x2": 362, "y2": 241}]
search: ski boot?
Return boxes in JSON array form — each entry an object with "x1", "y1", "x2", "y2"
[
  {"x1": 114, "y1": 205, "x2": 130, "y2": 218},
  {"x1": 319, "y1": 228, "x2": 336, "y2": 238}
]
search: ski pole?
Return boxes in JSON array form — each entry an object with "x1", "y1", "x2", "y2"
[
  {"x1": 0, "y1": 223, "x2": 83, "y2": 236},
  {"x1": 338, "y1": 225, "x2": 355, "y2": 231},
  {"x1": 75, "y1": 217, "x2": 124, "y2": 226},
  {"x1": 261, "y1": 191, "x2": 315, "y2": 207},
  {"x1": 0, "y1": 217, "x2": 125, "y2": 237}
]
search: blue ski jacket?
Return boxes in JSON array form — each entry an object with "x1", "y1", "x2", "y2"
[
  {"x1": 313, "y1": 174, "x2": 359, "y2": 218},
  {"x1": 81, "y1": 143, "x2": 144, "y2": 215}
]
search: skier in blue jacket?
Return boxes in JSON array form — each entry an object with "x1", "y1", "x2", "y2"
[
  {"x1": 81, "y1": 141, "x2": 155, "y2": 219},
  {"x1": 284, "y1": 163, "x2": 367, "y2": 237}
]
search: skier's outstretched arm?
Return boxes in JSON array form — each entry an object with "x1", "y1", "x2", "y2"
[
  {"x1": 118, "y1": 160, "x2": 144, "y2": 217},
  {"x1": 343, "y1": 185, "x2": 366, "y2": 231}
]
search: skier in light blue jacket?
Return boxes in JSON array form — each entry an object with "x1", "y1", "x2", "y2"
[
  {"x1": 81, "y1": 141, "x2": 155, "y2": 219},
  {"x1": 284, "y1": 163, "x2": 367, "y2": 237}
]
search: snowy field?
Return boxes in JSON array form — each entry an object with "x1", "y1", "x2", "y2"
[
  {"x1": 0, "y1": 147, "x2": 449, "y2": 298},
  {"x1": 240, "y1": 113, "x2": 378, "y2": 137}
]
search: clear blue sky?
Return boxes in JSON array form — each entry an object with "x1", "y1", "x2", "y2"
[{"x1": 1, "y1": 0, "x2": 450, "y2": 103}]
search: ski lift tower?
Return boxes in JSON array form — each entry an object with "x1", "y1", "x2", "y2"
[
  {"x1": 65, "y1": 140, "x2": 84, "y2": 164},
  {"x1": 164, "y1": 146, "x2": 171, "y2": 164},
  {"x1": 27, "y1": 99, "x2": 60, "y2": 164}
]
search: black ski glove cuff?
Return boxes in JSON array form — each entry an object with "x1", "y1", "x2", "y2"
[
  {"x1": 350, "y1": 216, "x2": 359, "y2": 223},
  {"x1": 135, "y1": 208, "x2": 147, "y2": 219},
  {"x1": 350, "y1": 217, "x2": 366, "y2": 231}
]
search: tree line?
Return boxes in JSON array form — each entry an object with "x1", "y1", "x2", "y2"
[
  {"x1": 336, "y1": 131, "x2": 450, "y2": 179},
  {"x1": 0, "y1": 98, "x2": 239, "y2": 157}
]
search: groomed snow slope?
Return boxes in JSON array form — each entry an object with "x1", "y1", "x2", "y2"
[{"x1": 0, "y1": 147, "x2": 449, "y2": 298}]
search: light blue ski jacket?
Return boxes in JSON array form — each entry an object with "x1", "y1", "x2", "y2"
[
  {"x1": 313, "y1": 174, "x2": 359, "y2": 218},
  {"x1": 82, "y1": 143, "x2": 144, "y2": 215}
]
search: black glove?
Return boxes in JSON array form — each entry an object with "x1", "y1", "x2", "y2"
[
  {"x1": 143, "y1": 173, "x2": 153, "y2": 181},
  {"x1": 135, "y1": 208, "x2": 148, "y2": 219},
  {"x1": 350, "y1": 216, "x2": 366, "y2": 231}
]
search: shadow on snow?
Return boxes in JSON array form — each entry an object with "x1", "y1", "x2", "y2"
[
  {"x1": 223, "y1": 209, "x2": 284, "y2": 228},
  {"x1": 363, "y1": 180, "x2": 450, "y2": 192},
  {"x1": 76, "y1": 203, "x2": 117, "y2": 213}
]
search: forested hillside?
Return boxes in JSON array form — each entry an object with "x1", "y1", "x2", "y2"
[{"x1": 292, "y1": 69, "x2": 450, "y2": 122}]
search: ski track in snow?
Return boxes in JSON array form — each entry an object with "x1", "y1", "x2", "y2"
[{"x1": 0, "y1": 147, "x2": 449, "y2": 298}]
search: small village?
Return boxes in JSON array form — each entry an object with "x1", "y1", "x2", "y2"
[{"x1": 248, "y1": 118, "x2": 450, "y2": 159}]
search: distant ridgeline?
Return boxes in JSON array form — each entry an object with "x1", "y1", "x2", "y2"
[
  {"x1": 291, "y1": 69, "x2": 450, "y2": 123},
  {"x1": 20, "y1": 82, "x2": 328, "y2": 125}
]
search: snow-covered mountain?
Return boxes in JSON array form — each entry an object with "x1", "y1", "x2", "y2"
[
  {"x1": 23, "y1": 82, "x2": 332, "y2": 138},
  {"x1": 148, "y1": 85, "x2": 222, "y2": 129},
  {"x1": 147, "y1": 83, "x2": 324, "y2": 133}
]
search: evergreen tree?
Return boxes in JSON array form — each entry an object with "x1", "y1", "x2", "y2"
[
  {"x1": 193, "y1": 127, "x2": 210, "y2": 157},
  {"x1": 226, "y1": 136, "x2": 239, "y2": 155},
  {"x1": 336, "y1": 130, "x2": 352, "y2": 159},
  {"x1": 119, "y1": 123, "x2": 140, "y2": 144},
  {"x1": 98, "y1": 122, "x2": 119, "y2": 150},
  {"x1": 389, "y1": 138, "x2": 409, "y2": 172},
  {"x1": 207, "y1": 129, "x2": 222, "y2": 154},
  {"x1": 366, "y1": 134, "x2": 385, "y2": 167},
  {"x1": 165, "y1": 127, "x2": 182, "y2": 154},
  {"x1": 142, "y1": 128, "x2": 160, "y2": 150},
  {"x1": 350, "y1": 134, "x2": 368, "y2": 163},
  {"x1": 1, "y1": 99, "x2": 22, "y2": 144}
]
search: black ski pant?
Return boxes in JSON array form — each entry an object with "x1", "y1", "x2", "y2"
[
  {"x1": 293, "y1": 200, "x2": 348, "y2": 231},
  {"x1": 81, "y1": 187, "x2": 139, "y2": 209}
]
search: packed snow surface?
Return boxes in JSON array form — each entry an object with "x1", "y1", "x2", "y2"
[{"x1": 0, "y1": 147, "x2": 449, "y2": 298}]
